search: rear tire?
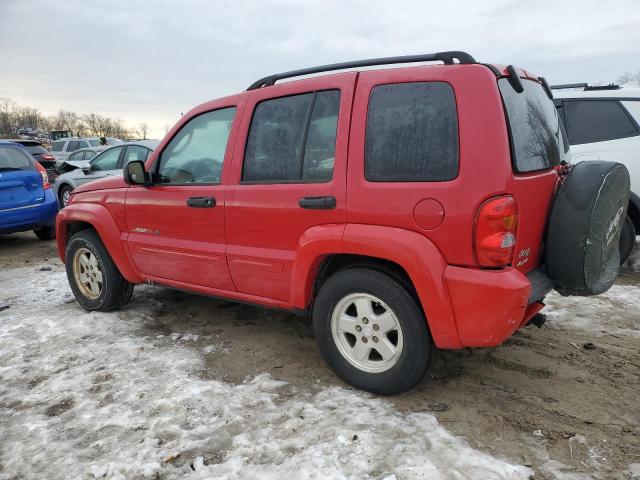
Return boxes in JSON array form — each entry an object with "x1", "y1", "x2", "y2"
[
  {"x1": 313, "y1": 268, "x2": 431, "y2": 395},
  {"x1": 59, "y1": 184, "x2": 73, "y2": 208},
  {"x1": 619, "y1": 215, "x2": 636, "y2": 264},
  {"x1": 65, "y1": 229, "x2": 133, "y2": 312},
  {"x1": 34, "y1": 226, "x2": 56, "y2": 240}
]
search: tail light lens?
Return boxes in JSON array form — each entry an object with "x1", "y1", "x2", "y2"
[
  {"x1": 35, "y1": 162, "x2": 51, "y2": 190},
  {"x1": 474, "y1": 195, "x2": 518, "y2": 267},
  {"x1": 41, "y1": 154, "x2": 56, "y2": 161}
]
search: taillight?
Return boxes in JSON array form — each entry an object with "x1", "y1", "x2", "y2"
[
  {"x1": 41, "y1": 154, "x2": 56, "y2": 161},
  {"x1": 474, "y1": 195, "x2": 518, "y2": 267},
  {"x1": 35, "y1": 163, "x2": 51, "y2": 190}
]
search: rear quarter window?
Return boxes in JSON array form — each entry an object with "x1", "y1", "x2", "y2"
[
  {"x1": 499, "y1": 78, "x2": 569, "y2": 173},
  {"x1": 563, "y1": 100, "x2": 639, "y2": 145},
  {"x1": 365, "y1": 82, "x2": 459, "y2": 182}
]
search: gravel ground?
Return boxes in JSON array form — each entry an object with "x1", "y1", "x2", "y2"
[{"x1": 0, "y1": 232, "x2": 639, "y2": 480}]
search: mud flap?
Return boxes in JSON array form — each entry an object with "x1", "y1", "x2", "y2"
[{"x1": 546, "y1": 161, "x2": 630, "y2": 296}]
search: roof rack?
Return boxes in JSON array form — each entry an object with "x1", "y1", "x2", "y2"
[
  {"x1": 247, "y1": 51, "x2": 476, "y2": 90},
  {"x1": 550, "y1": 82, "x2": 620, "y2": 91}
]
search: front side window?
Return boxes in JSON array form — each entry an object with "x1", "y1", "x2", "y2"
[
  {"x1": 365, "y1": 82, "x2": 459, "y2": 182},
  {"x1": 243, "y1": 90, "x2": 341, "y2": 183},
  {"x1": 563, "y1": 100, "x2": 639, "y2": 145},
  {"x1": 499, "y1": 78, "x2": 569, "y2": 172},
  {"x1": 158, "y1": 107, "x2": 236, "y2": 184},
  {"x1": 91, "y1": 146, "x2": 122, "y2": 171},
  {"x1": 50, "y1": 141, "x2": 65, "y2": 152}
]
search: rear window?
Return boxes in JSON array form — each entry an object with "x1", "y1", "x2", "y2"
[
  {"x1": 499, "y1": 78, "x2": 569, "y2": 173},
  {"x1": 0, "y1": 146, "x2": 35, "y2": 170},
  {"x1": 365, "y1": 82, "x2": 459, "y2": 182},
  {"x1": 20, "y1": 143, "x2": 48, "y2": 155},
  {"x1": 563, "y1": 100, "x2": 639, "y2": 145}
]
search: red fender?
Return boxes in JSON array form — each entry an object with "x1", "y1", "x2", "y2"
[{"x1": 56, "y1": 204, "x2": 143, "y2": 284}]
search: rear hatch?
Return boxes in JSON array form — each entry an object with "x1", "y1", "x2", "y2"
[
  {"x1": 498, "y1": 75, "x2": 571, "y2": 274},
  {"x1": 0, "y1": 146, "x2": 45, "y2": 210}
]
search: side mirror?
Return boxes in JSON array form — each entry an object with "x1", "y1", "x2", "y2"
[
  {"x1": 82, "y1": 166, "x2": 91, "y2": 174},
  {"x1": 124, "y1": 160, "x2": 150, "y2": 186}
]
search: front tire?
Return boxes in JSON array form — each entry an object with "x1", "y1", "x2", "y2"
[
  {"x1": 313, "y1": 268, "x2": 431, "y2": 395},
  {"x1": 619, "y1": 215, "x2": 636, "y2": 264},
  {"x1": 65, "y1": 229, "x2": 133, "y2": 311},
  {"x1": 59, "y1": 184, "x2": 73, "y2": 207}
]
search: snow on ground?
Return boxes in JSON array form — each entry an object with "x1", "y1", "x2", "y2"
[
  {"x1": 544, "y1": 284, "x2": 640, "y2": 337},
  {"x1": 0, "y1": 266, "x2": 531, "y2": 480}
]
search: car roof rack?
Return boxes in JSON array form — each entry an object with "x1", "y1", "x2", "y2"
[
  {"x1": 550, "y1": 82, "x2": 621, "y2": 91},
  {"x1": 247, "y1": 51, "x2": 476, "y2": 90}
]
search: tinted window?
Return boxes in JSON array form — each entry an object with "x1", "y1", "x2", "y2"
[
  {"x1": 0, "y1": 146, "x2": 35, "y2": 170},
  {"x1": 21, "y1": 143, "x2": 48, "y2": 155},
  {"x1": 499, "y1": 79, "x2": 569, "y2": 173},
  {"x1": 51, "y1": 141, "x2": 65, "y2": 152},
  {"x1": 158, "y1": 107, "x2": 236, "y2": 184},
  {"x1": 123, "y1": 145, "x2": 150, "y2": 164},
  {"x1": 365, "y1": 82, "x2": 458, "y2": 182},
  {"x1": 79, "y1": 141, "x2": 90, "y2": 148},
  {"x1": 243, "y1": 90, "x2": 340, "y2": 182},
  {"x1": 91, "y1": 147, "x2": 122, "y2": 171},
  {"x1": 563, "y1": 100, "x2": 638, "y2": 145},
  {"x1": 67, "y1": 141, "x2": 81, "y2": 152}
]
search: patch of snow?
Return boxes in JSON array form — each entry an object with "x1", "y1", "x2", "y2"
[
  {"x1": 544, "y1": 284, "x2": 640, "y2": 337},
  {"x1": 0, "y1": 266, "x2": 531, "y2": 480}
]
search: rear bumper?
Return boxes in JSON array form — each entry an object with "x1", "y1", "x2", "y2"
[
  {"x1": 0, "y1": 190, "x2": 58, "y2": 234},
  {"x1": 444, "y1": 266, "x2": 554, "y2": 347}
]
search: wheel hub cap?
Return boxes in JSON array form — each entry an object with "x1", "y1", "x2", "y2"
[
  {"x1": 331, "y1": 293, "x2": 404, "y2": 373},
  {"x1": 72, "y1": 247, "x2": 103, "y2": 300}
]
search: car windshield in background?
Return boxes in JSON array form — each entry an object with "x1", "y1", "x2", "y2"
[
  {"x1": 22, "y1": 144, "x2": 48, "y2": 155},
  {"x1": 0, "y1": 146, "x2": 35, "y2": 170},
  {"x1": 499, "y1": 78, "x2": 569, "y2": 173}
]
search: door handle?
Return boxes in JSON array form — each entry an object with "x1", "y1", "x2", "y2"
[
  {"x1": 298, "y1": 196, "x2": 336, "y2": 210},
  {"x1": 187, "y1": 196, "x2": 216, "y2": 208}
]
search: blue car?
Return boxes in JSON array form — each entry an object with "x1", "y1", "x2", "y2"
[{"x1": 0, "y1": 141, "x2": 58, "y2": 240}]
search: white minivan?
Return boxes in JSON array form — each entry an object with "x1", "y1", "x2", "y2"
[{"x1": 552, "y1": 83, "x2": 640, "y2": 262}]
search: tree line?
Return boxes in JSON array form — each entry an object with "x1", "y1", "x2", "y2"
[{"x1": 0, "y1": 97, "x2": 149, "y2": 140}]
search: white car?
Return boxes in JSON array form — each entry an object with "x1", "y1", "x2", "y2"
[
  {"x1": 552, "y1": 83, "x2": 640, "y2": 262},
  {"x1": 50, "y1": 137, "x2": 123, "y2": 166}
]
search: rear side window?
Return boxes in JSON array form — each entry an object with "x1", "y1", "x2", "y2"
[
  {"x1": 499, "y1": 78, "x2": 569, "y2": 173},
  {"x1": 67, "y1": 141, "x2": 81, "y2": 152},
  {"x1": 0, "y1": 146, "x2": 35, "y2": 170},
  {"x1": 243, "y1": 90, "x2": 341, "y2": 183},
  {"x1": 50, "y1": 141, "x2": 65, "y2": 152},
  {"x1": 563, "y1": 100, "x2": 639, "y2": 145},
  {"x1": 365, "y1": 82, "x2": 459, "y2": 182}
]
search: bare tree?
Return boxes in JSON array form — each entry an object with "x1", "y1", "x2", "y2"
[
  {"x1": 617, "y1": 71, "x2": 640, "y2": 85},
  {"x1": 138, "y1": 122, "x2": 149, "y2": 139}
]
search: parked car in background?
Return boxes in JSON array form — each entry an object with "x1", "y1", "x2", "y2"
[
  {"x1": 50, "y1": 137, "x2": 123, "y2": 166},
  {"x1": 56, "y1": 147, "x2": 106, "y2": 174},
  {"x1": 57, "y1": 52, "x2": 630, "y2": 394},
  {"x1": 4, "y1": 139, "x2": 58, "y2": 182},
  {"x1": 552, "y1": 83, "x2": 640, "y2": 262},
  {"x1": 0, "y1": 141, "x2": 58, "y2": 239},
  {"x1": 54, "y1": 140, "x2": 158, "y2": 207}
]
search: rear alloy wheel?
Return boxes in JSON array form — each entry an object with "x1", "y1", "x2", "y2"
[
  {"x1": 619, "y1": 215, "x2": 636, "y2": 265},
  {"x1": 313, "y1": 268, "x2": 431, "y2": 395},
  {"x1": 59, "y1": 184, "x2": 73, "y2": 207},
  {"x1": 33, "y1": 226, "x2": 56, "y2": 240}
]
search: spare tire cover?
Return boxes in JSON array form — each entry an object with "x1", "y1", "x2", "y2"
[{"x1": 546, "y1": 161, "x2": 630, "y2": 296}]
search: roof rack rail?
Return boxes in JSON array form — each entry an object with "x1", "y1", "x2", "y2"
[
  {"x1": 550, "y1": 82, "x2": 621, "y2": 91},
  {"x1": 247, "y1": 51, "x2": 476, "y2": 90}
]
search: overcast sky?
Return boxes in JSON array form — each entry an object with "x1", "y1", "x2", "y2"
[{"x1": 1, "y1": 0, "x2": 639, "y2": 138}]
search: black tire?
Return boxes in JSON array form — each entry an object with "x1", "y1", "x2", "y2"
[
  {"x1": 619, "y1": 215, "x2": 636, "y2": 265},
  {"x1": 546, "y1": 161, "x2": 630, "y2": 296},
  {"x1": 313, "y1": 268, "x2": 431, "y2": 395},
  {"x1": 34, "y1": 226, "x2": 56, "y2": 240},
  {"x1": 65, "y1": 229, "x2": 133, "y2": 312},
  {"x1": 59, "y1": 184, "x2": 73, "y2": 208}
]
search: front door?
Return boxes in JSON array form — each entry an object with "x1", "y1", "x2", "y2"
[
  {"x1": 225, "y1": 73, "x2": 356, "y2": 303},
  {"x1": 125, "y1": 106, "x2": 239, "y2": 290}
]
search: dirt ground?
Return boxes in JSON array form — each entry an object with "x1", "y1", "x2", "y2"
[{"x1": 1, "y1": 232, "x2": 639, "y2": 479}]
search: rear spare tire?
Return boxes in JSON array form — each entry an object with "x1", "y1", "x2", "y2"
[{"x1": 546, "y1": 161, "x2": 630, "y2": 296}]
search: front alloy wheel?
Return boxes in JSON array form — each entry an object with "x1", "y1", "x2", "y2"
[{"x1": 72, "y1": 247, "x2": 103, "y2": 299}]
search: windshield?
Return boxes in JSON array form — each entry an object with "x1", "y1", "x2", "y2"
[
  {"x1": 499, "y1": 78, "x2": 570, "y2": 173},
  {"x1": 0, "y1": 146, "x2": 36, "y2": 171}
]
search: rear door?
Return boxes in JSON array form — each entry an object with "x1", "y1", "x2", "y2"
[
  {"x1": 225, "y1": 73, "x2": 356, "y2": 303},
  {"x1": 0, "y1": 146, "x2": 44, "y2": 210}
]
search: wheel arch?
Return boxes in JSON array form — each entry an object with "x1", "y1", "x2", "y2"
[{"x1": 56, "y1": 203, "x2": 143, "y2": 284}]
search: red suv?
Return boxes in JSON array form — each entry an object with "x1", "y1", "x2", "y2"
[{"x1": 56, "y1": 51, "x2": 629, "y2": 394}]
